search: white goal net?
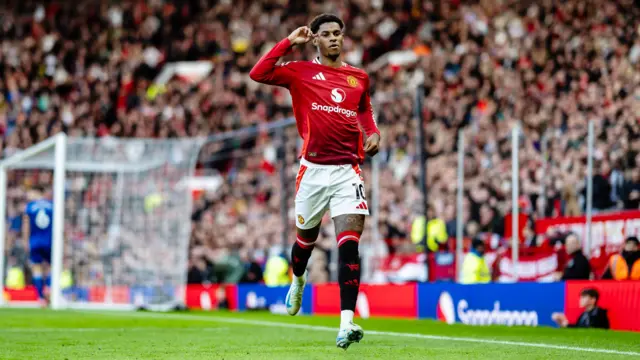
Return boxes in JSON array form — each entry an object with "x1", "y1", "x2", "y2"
[{"x1": 0, "y1": 134, "x2": 203, "y2": 310}]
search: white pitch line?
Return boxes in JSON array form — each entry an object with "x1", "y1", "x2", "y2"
[
  {"x1": 0, "y1": 327, "x2": 229, "y2": 333},
  {"x1": 84, "y1": 311, "x2": 640, "y2": 357}
]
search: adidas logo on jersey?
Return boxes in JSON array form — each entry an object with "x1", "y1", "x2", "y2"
[
  {"x1": 312, "y1": 72, "x2": 326, "y2": 80},
  {"x1": 356, "y1": 202, "x2": 368, "y2": 210}
]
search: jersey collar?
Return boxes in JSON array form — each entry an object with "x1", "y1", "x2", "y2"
[{"x1": 313, "y1": 57, "x2": 346, "y2": 67}]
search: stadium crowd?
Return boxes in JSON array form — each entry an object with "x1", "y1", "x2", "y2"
[{"x1": 2, "y1": 0, "x2": 640, "y2": 286}]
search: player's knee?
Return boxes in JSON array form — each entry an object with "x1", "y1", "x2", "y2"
[
  {"x1": 296, "y1": 224, "x2": 321, "y2": 242},
  {"x1": 296, "y1": 234, "x2": 316, "y2": 249}
]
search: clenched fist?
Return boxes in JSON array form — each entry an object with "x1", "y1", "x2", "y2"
[{"x1": 364, "y1": 133, "x2": 380, "y2": 157}]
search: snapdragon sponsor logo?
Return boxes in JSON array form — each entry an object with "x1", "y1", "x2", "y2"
[
  {"x1": 436, "y1": 292, "x2": 456, "y2": 324},
  {"x1": 311, "y1": 102, "x2": 357, "y2": 117},
  {"x1": 331, "y1": 88, "x2": 346, "y2": 103},
  {"x1": 436, "y1": 291, "x2": 539, "y2": 327}
]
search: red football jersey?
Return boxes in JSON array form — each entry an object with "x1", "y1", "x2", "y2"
[{"x1": 250, "y1": 38, "x2": 380, "y2": 165}]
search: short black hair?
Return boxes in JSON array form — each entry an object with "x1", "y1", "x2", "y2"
[
  {"x1": 626, "y1": 236, "x2": 639, "y2": 246},
  {"x1": 31, "y1": 185, "x2": 47, "y2": 193},
  {"x1": 580, "y1": 288, "x2": 600, "y2": 302},
  {"x1": 471, "y1": 238, "x2": 485, "y2": 250},
  {"x1": 309, "y1": 13, "x2": 344, "y2": 34}
]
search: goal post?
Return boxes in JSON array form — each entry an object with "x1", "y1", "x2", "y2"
[
  {"x1": 0, "y1": 134, "x2": 203, "y2": 310},
  {"x1": 0, "y1": 133, "x2": 66, "y2": 308}
]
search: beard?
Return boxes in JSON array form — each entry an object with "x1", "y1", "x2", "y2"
[{"x1": 320, "y1": 44, "x2": 341, "y2": 62}]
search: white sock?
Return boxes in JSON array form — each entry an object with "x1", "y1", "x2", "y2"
[{"x1": 340, "y1": 310, "x2": 354, "y2": 328}]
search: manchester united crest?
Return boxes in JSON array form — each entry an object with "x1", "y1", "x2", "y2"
[
  {"x1": 297, "y1": 215, "x2": 305, "y2": 224},
  {"x1": 347, "y1": 75, "x2": 358, "y2": 87}
]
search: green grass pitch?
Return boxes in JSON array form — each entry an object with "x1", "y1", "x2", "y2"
[{"x1": 1, "y1": 308, "x2": 639, "y2": 359}]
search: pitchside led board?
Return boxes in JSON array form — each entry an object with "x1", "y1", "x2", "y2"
[
  {"x1": 236, "y1": 284, "x2": 314, "y2": 315},
  {"x1": 5, "y1": 281, "x2": 639, "y2": 331},
  {"x1": 417, "y1": 282, "x2": 565, "y2": 327},
  {"x1": 564, "y1": 281, "x2": 640, "y2": 332}
]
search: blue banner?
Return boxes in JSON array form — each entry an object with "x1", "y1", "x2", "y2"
[
  {"x1": 62, "y1": 287, "x2": 89, "y2": 301},
  {"x1": 129, "y1": 286, "x2": 175, "y2": 306},
  {"x1": 418, "y1": 282, "x2": 565, "y2": 327},
  {"x1": 236, "y1": 284, "x2": 313, "y2": 315}
]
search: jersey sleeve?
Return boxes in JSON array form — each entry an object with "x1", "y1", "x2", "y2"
[
  {"x1": 358, "y1": 75, "x2": 380, "y2": 137},
  {"x1": 249, "y1": 38, "x2": 297, "y2": 87}
]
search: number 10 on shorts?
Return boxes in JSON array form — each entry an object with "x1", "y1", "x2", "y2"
[{"x1": 352, "y1": 183, "x2": 366, "y2": 200}]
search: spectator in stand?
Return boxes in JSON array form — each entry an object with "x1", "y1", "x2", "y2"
[
  {"x1": 479, "y1": 204, "x2": 503, "y2": 235},
  {"x1": 602, "y1": 236, "x2": 640, "y2": 280},
  {"x1": 554, "y1": 233, "x2": 591, "y2": 281},
  {"x1": 460, "y1": 238, "x2": 490, "y2": 284},
  {"x1": 263, "y1": 253, "x2": 290, "y2": 287},
  {"x1": 552, "y1": 288, "x2": 609, "y2": 329},
  {"x1": 622, "y1": 168, "x2": 640, "y2": 210},
  {"x1": 561, "y1": 184, "x2": 582, "y2": 217},
  {"x1": 187, "y1": 256, "x2": 211, "y2": 284},
  {"x1": 588, "y1": 162, "x2": 614, "y2": 213},
  {"x1": 411, "y1": 204, "x2": 448, "y2": 253},
  {"x1": 5, "y1": 256, "x2": 26, "y2": 290},
  {"x1": 522, "y1": 218, "x2": 545, "y2": 247},
  {"x1": 240, "y1": 250, "x2": 264, "y2": 284},
  {"x1": 215, "y1": 287, "x2": 230, "y2": 310}
]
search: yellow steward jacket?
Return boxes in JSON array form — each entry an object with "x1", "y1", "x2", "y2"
[
  {"x1": 6, "y1": 266, "x2": 25, "y2": 290},
  {"x1": 411, "y1": 216, "x2": 448, "y2": 252},
  {"x1": 264, "y1": 256, "x2": 290, "y2": 287},
  {"x1": 461, "y1": 252, "x2": 491, "y2": 284}
]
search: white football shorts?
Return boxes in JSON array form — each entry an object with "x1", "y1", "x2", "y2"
[{"x1": 294, "y1": 157, "x2": 369, "y2": 230}]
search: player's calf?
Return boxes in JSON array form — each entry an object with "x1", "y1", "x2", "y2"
[
  {"x1": 285, "y1": 238, "x2": 313, "y2": 316},
  {"x1": 336, "y1": 232, "x2": 364, "y2": 350},
  {"x1": 286, "y1": 230, "x2": 319, "y2": 316},
  {"x1": 291, "y1": 234, "x2": 315, "y2": 277},
  {"x1": 338, "y1": 236, "x2": 361, "y2": 323},
  {"x1": 31, "y1": 264, "x2": 46, "y2": 300},
  {"x1": 29, "y1": 247, "x2": 52, "y2": 301},
  {"x1": 334, "y1": 214, "x2": 365, "y2": 335}
]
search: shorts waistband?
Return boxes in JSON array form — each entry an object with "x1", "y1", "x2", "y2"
[{"x1": 300, "y1": 157, "x2": 351, "y2": 169}]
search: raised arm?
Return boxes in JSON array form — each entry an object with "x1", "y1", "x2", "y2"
[{"x1": 249, "y1": 26, "x2": 313, "y2": 87}]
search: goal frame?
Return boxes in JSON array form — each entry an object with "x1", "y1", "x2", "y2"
[
  {"x1": 0, "y1": 133, "x2": 67, "y2": 309},
  {"x1": 1, "y1": 133, "x2": 198, "y2": 311}
]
